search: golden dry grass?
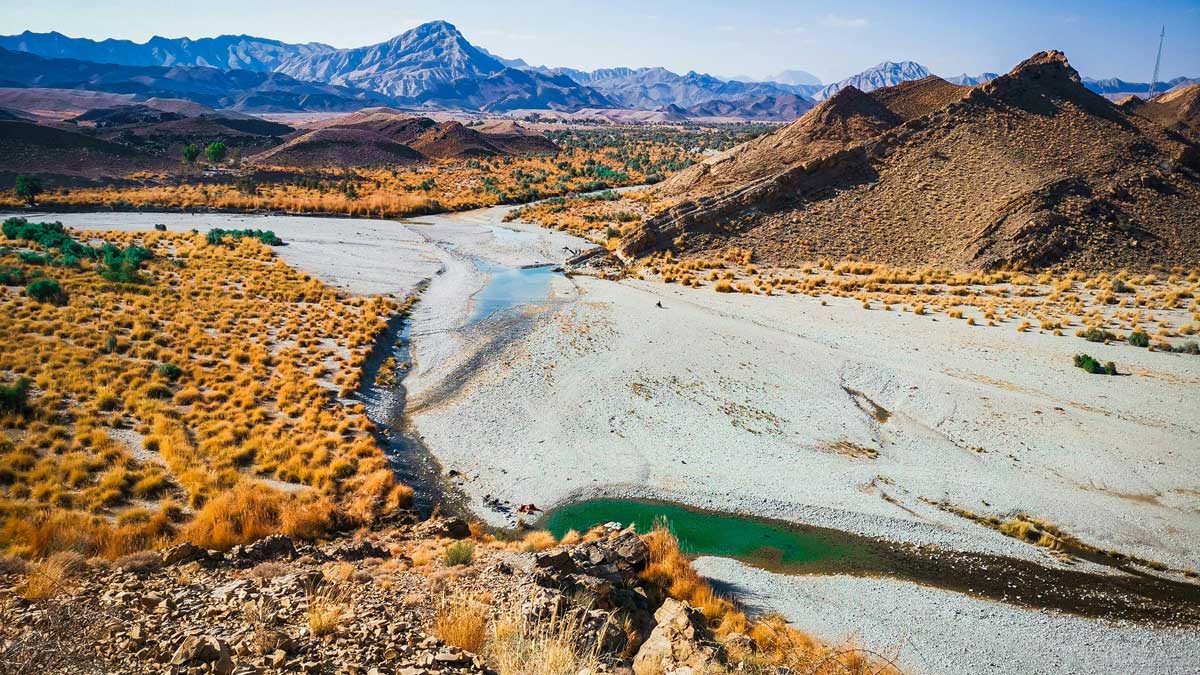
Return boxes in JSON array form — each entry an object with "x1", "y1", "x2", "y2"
[
  {"x1": 640, "y1": 524, "x2": 900, "y2": 675},
  {"x1": 632, "y1": 250, "x2": 1200, "y2": 350},
  {"x1": 306, "y1": 584, "x2": 350, "y2": 637},
  {"x1": 434, "y1": 592, "x2": 490, "y2": 653},
  {"x1": 486, "y1": 599, "x2": 609, "y2": 675},
  {"x1": 0, "y1": 226, "x2": 412, "y2": 558}
]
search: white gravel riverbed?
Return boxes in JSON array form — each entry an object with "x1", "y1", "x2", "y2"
[{"x1": 693, "y1": 556, "x2": 1200, "y2": 675}]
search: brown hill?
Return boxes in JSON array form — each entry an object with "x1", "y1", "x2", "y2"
[
  {"x1": 0, "y1": 119, "x2": 149, "y2": 176},
  {"x1": 276, "y1": 110, "x2": 557, "y2": 164},
  {"x1": 655, "y1": 86, "x2": 902, "y2": 200},
  {"x1": 623, "y1": 51, "x2": 1200, "y2": 272},
  {"x1": 90, "y1": 114, "x2": 292, "y2": 158},
  {"x1": 868, "y1": 75, "x2": 969, "y2": 121},
  {"x1": 407, "y1": 120, "x2": 503, "y2": 158},
  {"x1": 250, "y1": 127, "x2": 425, "y2": 167},
  {"x1": 1120, "y1": 84, "x2": 1200, "y2": 142},
  {"x1": 472, "y1": 119, "x2": 558, "y2": 154}
]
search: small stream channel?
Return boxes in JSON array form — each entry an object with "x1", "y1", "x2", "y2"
[{"x1": 359, "y1": 258, "x2": 569, "y2": 516}]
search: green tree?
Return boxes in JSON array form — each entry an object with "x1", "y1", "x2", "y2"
[
  {"x1": 26, "y1": 278, "x2": 67, "y2": 305},
  {"x1": 205, "y1": 142, "x2": 227, "y2": 164},
  {"x1": 15, "y1": 175, "x2": 42, "y2": 205},
  {"x1": 182, "y1": 143, "x2": 200, "y2": 164}
]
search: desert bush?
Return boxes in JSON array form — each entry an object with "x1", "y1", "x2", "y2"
[
  {"x1": 443, "y1": 540, "x2": 475, "y2": 566},
  {"x1": 0, "y1": 266, "x2": 25, "y2": 285},
  {"x1": 205, "y1": 229, "x2": 283, "y2": 246},
  {"x1": 17, "y1": 552, "x2": 85, "y2": 601},
  {"x1": 115, "y1": 550, "x2": 163, "y2": 574},
  {"x1": 1074, "y1": 353, "x2": 1117, "y2": 375},
  {"x1": 1082, "y1": 327, "x2": 1116, "y2": 343},
  {"x1": 0, "y1": 378, "x2": 31, "y2": 414},
  {"x1": 26, "y1": 279, "x2": 67, "y2": 305},
  {"x1": 1127, "y1": 330, "x2": 1150, "y2": 348},
  {"x1": 1, "y1": 230, "x2": 407, "y2": 560},
  {"x1": 156, "y1": 363, "x2": 183, "y2": 382}
]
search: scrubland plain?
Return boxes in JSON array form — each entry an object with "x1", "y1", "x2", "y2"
[{"x1": 0, "y1": 221, "x2": 411, "y2": 559}]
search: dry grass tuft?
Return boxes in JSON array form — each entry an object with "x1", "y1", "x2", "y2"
[
  {"x1": 434, "y1": 592, "x2": 490, "y2": 653},
  {"x1": 16, "y1": 552, "x2": 85, "y2": 601},
  {"x1": 306, "y1": 584, "x2": 350, "y2": 638},
  {"x1": 485, "y1": 599, "x2": 607, "y2": 675}
]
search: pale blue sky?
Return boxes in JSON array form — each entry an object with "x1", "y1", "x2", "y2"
[{"x1": 3, "y1": 0, "x2": 1198, "y2": 82}]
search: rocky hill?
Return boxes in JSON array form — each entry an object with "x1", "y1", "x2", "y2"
[
  {"x1": 624, "y1": 51, "x2": 1200, "y2": 272},
  {"x1": 1120, "y1": 83, "x2": 1200, "y2": 142},
  {"x1": 0, "y1": 518, "x2": 890, "y2": 675}
]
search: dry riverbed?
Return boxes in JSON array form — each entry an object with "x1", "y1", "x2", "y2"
[{"x1": 18, "y1": 206, "x2": 1200, "y2": 675}]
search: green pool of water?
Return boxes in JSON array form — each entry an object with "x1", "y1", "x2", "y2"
[{"x1": 542, "y1": 499, "x2": 863, "y2": 571}]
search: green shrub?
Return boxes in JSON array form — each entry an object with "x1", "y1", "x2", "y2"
[
  {"x1": 0, "y1": 377, "x2": 31, "y2": 413},
  {"x1": 205, "y1": 229, "x2": 283, "y2": 246},
  {"x1": 0, "y1": 266, "x2": 25, "y2": 285},
  {"x1": 17, "y1": 251, "x2": 47, "y2": 265},
  {"x1": 443, "y1": 541, "x2": 475, "y2": 566},
  {"x1": 26, "y1": 278, "x2": 67, "y2": 305},
  {"x1": 1074, "y1": 353, "x2": 1117, "y2": 375},
  {"x1": 1127, "y1": 330, "x2": 1150, "y2": 348},
  {"x1": 157, "y1": 363, "x2": 183, "y2": 382},
  {"x1": 15, "y1": 176, "x2": 43, "y2": 204}
]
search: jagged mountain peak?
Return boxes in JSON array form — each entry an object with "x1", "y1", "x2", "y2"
[{"x1": 817, "y1": 60, "x2": 932, "y2": 99}]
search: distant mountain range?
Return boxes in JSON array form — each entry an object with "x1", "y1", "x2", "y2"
[
  {"x1": 0, "y1": 30, "x2": 333, "y2": 71},
  {"x1": 0, "y1": 47, "x2": 391, "y2": 112},
  {"x1": 1082, "y1": 76, "x2": 1200, "y2": 100},
  {"x1": 1, "y1": 23, "x2": 1195, "y2": 119},
  {"x1": 539, "y1": 66, "x2": 817, "y2": 114}
]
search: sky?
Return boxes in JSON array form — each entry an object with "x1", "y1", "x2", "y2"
[{"x1": 3, "y1": 0, "x2": 1199, "y2": 83}]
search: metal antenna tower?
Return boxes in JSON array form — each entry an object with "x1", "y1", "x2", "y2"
[{"x1": 1147, "y1": 26, "x2": 1165, "y2": 100}]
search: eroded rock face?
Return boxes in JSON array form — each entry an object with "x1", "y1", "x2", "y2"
[
  {"x1": 632, "y1": 599, "x2": 725, "y2": 675},
  {"x1": 531, "y1": 529, "x2": 657, "y2": 652}
]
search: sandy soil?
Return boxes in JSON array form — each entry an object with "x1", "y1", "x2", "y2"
[{"x1": 694, "y1": 556, "x2": 1200, "y2": 675}]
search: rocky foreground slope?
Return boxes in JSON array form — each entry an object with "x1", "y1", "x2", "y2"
[
  {"x1": 1, "y1": 520, "x2": 869, "y2": 675},
  {"x1": 624, "y1": 51, "x2": 1200, "y2": 272}
]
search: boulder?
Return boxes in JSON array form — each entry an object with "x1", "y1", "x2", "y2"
[
  {"x1": 413, "y1": 516, "x2": 471, "y2": 540},
  {"x1": 229, "y1": 535, "x2": 297, "y2": 566},
  {"x1": 161, "y1": 542, "x2": 209, "y2": 566},
  {"x1": 171, "y1": 635, "x2": 234, "y2": 674},
  {"x1": 633, "y1": 599, "x2": 724, "y2": 675},
  {"x1": 326, "y1": 538, "x2": 389, "y2": 561}
]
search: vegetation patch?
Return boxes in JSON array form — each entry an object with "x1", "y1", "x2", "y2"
[
  {"x1": 1073, "y1": 353, "x2": 1117, "y2": 375},
  {"x1": 0, "y1": 227, "x2": 411, "y2": 559}
]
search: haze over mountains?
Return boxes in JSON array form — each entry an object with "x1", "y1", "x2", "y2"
[{"x1": 1, "y1": 22, "x2": 1196, "y2": 119}]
